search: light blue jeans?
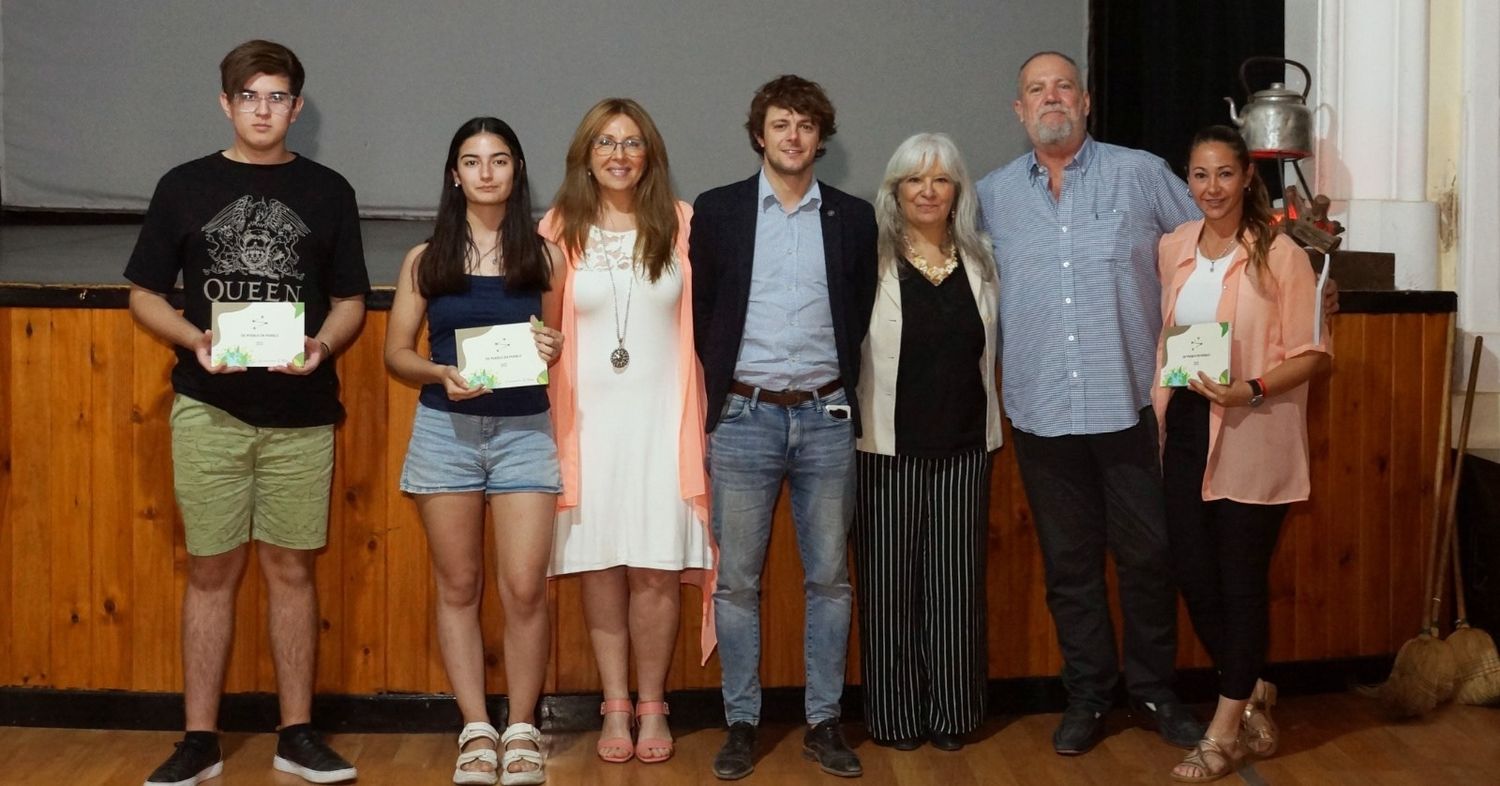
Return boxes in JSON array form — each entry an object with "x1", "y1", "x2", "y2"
[{"x1": 709, "y1": 387, "x2": 855, "y2": 726}]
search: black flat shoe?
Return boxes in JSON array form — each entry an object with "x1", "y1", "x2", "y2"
[
  {"x1": 802, "y1": 719, "x2": 862, "y2": 777},
  {"x1": 872, "y1": 736, "x2": 923, "y2": 751},
  {"x1": 712, "y1": 722, "x2": 757, "y2": 780},
  {"x1": 1053, "y1": 706, "x2": 1105, "y2": 756},
  {"x1": 1130, "y1": 698, "x2": 1204, "y2": 750},
  {"x1": 928, "y1": 730, "x2": 965, "y2": 752}
]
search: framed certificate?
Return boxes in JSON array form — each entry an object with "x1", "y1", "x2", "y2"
[
  {"x1": 455, "y1": 320, "x2": 549, "y2": 389},
  {"x1": 1161, "y1": 321, "x2": 1231, "y2": 387},
  {"x1": 210, "y1": 302, "x2": 306, "y2": 368}
]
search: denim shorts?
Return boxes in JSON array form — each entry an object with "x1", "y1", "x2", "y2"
[{"x1": 400, "y1": 403, "x2": 562, "y2": 495}]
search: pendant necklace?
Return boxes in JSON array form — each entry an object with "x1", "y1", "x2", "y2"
[
  {"x1": 606, "y1": 258, "x2": 635, "y2": 369},
  {"x1": 1201, "y1": 238, "x2": 1238, "y2": 273}
]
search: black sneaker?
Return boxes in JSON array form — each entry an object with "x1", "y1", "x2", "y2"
[
  {"x1": 712, "y1": 722, "x2": 758, "y2": 780},
  {"x1": 272, "y1": 725, "x2": 358, "y2": 784},
  {"x1": 144, "y1": 735, "x2": 223, "y2": 786},
  {"x1": 1130, "y1": 698, "x2": 1205, "y2": 749}
]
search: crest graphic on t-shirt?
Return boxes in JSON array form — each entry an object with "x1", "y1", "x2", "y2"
[{"x1": 201, "y1": 196, "x2": 311, "y2": 281}]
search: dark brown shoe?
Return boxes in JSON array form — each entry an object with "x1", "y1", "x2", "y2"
[{"x1": 802, "y1": 719, "x2": 862, "y2": 777}]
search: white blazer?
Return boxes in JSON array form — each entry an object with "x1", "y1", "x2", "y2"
[{"x1": 855, "y1": 256, "x2": 1002, "y2": 455}]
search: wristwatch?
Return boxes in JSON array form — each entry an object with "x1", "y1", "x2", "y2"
[{"x1": 1246, "y1": 378, "x2": 1266, "y2": 407}]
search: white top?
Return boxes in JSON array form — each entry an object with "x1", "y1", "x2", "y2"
[{"x1": 1173, "y1": 246, "x2": 1234, "y2": 326}]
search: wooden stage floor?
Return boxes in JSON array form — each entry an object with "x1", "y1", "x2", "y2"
[{"x1": 2, "y1": 693, "x2": 1497, "y2": 785}]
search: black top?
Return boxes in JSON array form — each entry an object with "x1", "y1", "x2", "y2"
[
  {"x1": 690, "y1": 173, "x2": 878, "y2": 435},
  {"x1": 124, "y1": 152, "x2": 370, "y2": 427},
  {"x1": 420, "y1": 275, "x2": 548, "y2": 417},
  {"x1": 894, "y1": 259, "x2": 986, "y2": 457}
]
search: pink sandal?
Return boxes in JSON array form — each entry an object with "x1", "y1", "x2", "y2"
[
  {"x1": 597, "y1": 699, "x2": 635, "y2": 763},
  {"x1": 633, "y1": 700, "x2": 674, "y2": 764}
]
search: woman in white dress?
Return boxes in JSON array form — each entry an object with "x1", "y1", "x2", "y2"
[{"x1": 541, "y1": 98, "x2": 715, "y2": 765}]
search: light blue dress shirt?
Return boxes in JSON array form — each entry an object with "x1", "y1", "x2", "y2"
[
  {"x1": 733, "y1": 168, "x2": 840, "y2": 392},
  {"x1": 977, "y1": 136, "x2": 1201, "y2": 437}
]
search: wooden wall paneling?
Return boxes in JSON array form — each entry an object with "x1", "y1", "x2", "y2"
[
  {"x1": 1292, "y1": 318, "x2": 1334, "y2": 661},
  {"x1": 90, "y1": 310, "x2": 137, "y2": 688},
  {"x1": 128, "y1": 328, "x2": 182, "y2": 691},
  {"x1": 48, "y1": 311, "x2": 94, "y2": 688},
  {"x1": 1358, "y1": 316, "x2": 1395, "y2": 654},
  {"x1": 1385, "y1": 313, "x2": 1427, "y2": 652},
  {"x1": 0, "y1": 311, "x2": 15, "y2": 684},
  {"x1": 550, "y1": 574, "x2": 595, "y2": 694},
  {"x1": 383, "y1": 367, "x2": 430, "y2": 691},
  {"x1": 11, "y1": 310, "x2": 54, "y2": 686},
  {"x1": 1411, "y1": 314, "x2": 1453, "y2": 636},
  {"x1": 1324, "y1": 315, "x2": 1367, "y2": 659},
  {"x1": 334, "y1": 318, "x2": 391, "y2": 694}
]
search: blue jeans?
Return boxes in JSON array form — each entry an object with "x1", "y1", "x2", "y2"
[{"x1": 709, "y1": 387, "x2": 856, "y2": 726}]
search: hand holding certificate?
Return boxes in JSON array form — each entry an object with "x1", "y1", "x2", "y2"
[
  {"x1": 1161, "y1": 321, "x2": 1231, "y2": 387},
  {"x1": 210, "y1": 302, "x2": 306, "y2": 369},
  {"x1": 455, "y1": 318, "x2": 550, "y2": 390}
]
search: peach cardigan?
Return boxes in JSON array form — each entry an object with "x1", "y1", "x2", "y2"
[
  {"x1": 540, "y1": 201, "x2": 717, "y2": 662},
  {"x1": 1151, "y1": 222, "x2": 1333, "y2": 504}
]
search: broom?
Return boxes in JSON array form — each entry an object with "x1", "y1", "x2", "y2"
[
  {"x1": 1447, "y1": 342, "x2": 1500, "y2": 706},
  {"x1": 1359, "y1": 329, "x2": 1463, "y2": 716}
]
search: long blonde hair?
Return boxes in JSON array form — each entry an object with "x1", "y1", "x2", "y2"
[
  {"x1": 551, "y1": 98, "x2": 678, "y2": 281},
  {"x1": 874, "y1": 132, "x2": 993, "y2": 281}
]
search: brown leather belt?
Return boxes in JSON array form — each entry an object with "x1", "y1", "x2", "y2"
[{"x1": 730, "y1": 379, "x2": 842, "y2": 406}]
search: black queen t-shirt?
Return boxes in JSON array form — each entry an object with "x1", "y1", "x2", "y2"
[{"x1": 125, "y1": 152, "x2": 370, "y2": 427}]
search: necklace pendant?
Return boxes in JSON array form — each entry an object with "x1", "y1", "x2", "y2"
[{"x1": 610, "y1": 345, "x2": 630, "y2": 369}]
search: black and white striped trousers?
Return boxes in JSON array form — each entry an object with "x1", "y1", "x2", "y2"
[{"x1": 852, "y1": 448, "x2": 991, "y2": 741}]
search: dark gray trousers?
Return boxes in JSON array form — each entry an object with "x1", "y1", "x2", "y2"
[{"x1": 1009, "y1": 408, "x2": 1179, "y2": 711}]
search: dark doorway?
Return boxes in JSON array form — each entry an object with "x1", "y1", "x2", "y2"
[{"x1": 1089, "y1": 2, "x2": 1288, "y2": 183}]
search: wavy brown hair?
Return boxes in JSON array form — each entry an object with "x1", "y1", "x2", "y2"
[
  {"x1": 1190, "y1": 125, "x2": 1275, "y2": 281},
  {"x1": 551, "y1": 98, "x2": 677, "y2": 282}
]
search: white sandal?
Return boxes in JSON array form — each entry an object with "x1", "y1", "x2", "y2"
[
  {"x1": 499, "y1": 722, "x2": 545, "y2": 786},
  {"x1": 455, "y1": 721, "x2": 500, "y2": 785}
]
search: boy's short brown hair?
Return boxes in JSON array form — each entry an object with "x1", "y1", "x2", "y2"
[{"x1": 219, "y1": 39, "x2": 305, "y2": 96}]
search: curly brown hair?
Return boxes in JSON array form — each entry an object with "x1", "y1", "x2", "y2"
[{"x1": 744, "y1": 75, "x2": 837, "y2": 158}]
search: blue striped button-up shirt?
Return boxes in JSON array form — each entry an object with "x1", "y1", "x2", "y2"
[
  {"x1": 734, "y1": 169, "x2": 840, "y2": 391},
  {"x1": 977, "y1": 136, "x2": 1200, "y2": 437}
]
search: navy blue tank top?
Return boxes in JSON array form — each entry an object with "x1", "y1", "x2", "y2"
[{"x1": 420, "y1": 275, "x2": 549, "y2": 416}]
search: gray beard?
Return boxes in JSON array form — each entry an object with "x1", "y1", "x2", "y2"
[{"x1": 1035, "y1": 117, "x2": 1074, "y2": 146}]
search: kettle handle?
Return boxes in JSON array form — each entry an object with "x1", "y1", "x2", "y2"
[{"x1": 1240, "y1": 56, "x2": 1311, "y2": 99}]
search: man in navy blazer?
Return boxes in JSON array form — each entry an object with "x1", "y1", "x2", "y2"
[{"x1": 690, "y1": 74, "x2": 877, "y2": 780}]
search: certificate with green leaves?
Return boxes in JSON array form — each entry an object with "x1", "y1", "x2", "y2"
[
  {"x1": 455, "y1": 319, "x2": 549, "y2": 389},
  {"x1": 1161, "y1": 321, "x2": 1231, "y2": 387},
  {"x1": 210, "y1": 302, "x2": 305, "y2": 368}
]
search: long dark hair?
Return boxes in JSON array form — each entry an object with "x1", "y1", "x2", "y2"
[
  {"x1": 551, "y1": 98, "x2": 677, "y2": 282},
  {"x1": 1189, "y1": 125, "x2": 1276, "y2": 280},
  {"x1": 417, "y1": 117, "x2": 551, "y2": 297}
]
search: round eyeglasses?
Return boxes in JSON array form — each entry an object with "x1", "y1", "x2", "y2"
[{"x1": 593, "y1": 136, "x2": 646, "y2": 157}]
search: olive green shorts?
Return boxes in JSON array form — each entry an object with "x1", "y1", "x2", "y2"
[{"x1": 170, "y1": 395, "x2": 334, "y2": 556}]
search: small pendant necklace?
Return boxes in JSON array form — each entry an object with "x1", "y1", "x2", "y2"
[
  {"x1": 606, "y1": 258, "x2": 634, "y2": 369},
  {"x1": 1200, "y1": 238, "x2": 1238, "y2": 273}
]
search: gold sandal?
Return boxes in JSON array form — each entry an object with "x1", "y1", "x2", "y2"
[
  {"x1": 1170, "y1": 736, "x2": 1242, "y2": 783},
  {"x1": 1242, "y1": 681, "x2": 1279, "y2": 757}
]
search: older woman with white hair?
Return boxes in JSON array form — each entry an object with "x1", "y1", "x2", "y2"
[{"x1": 853, "y1": 132, "x2": 1001, "y2": 751}]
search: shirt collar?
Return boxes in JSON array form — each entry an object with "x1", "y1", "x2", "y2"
[
  {"x1": 758, "y1": 167, "x2": 822, "y2": 214},
  {"x1": 1026, "y1": 134, "x2": 1096, "y2": 184}
]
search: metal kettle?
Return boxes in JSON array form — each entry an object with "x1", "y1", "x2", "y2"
[{"x1": 1225, "y1": 57, "x2": 1314, "y2": 159}]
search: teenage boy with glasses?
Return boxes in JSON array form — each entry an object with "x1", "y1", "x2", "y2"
[{"x1": 126, "y1": 39, "x2": 369, "y2": 786}]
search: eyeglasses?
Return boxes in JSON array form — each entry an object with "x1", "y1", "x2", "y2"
[
  {"x1": 592, "y1": 136, "x2": 646, "y2": 157},
  {"x1": 233, "y1": 90, "x2": 297, "y2": 115}
]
